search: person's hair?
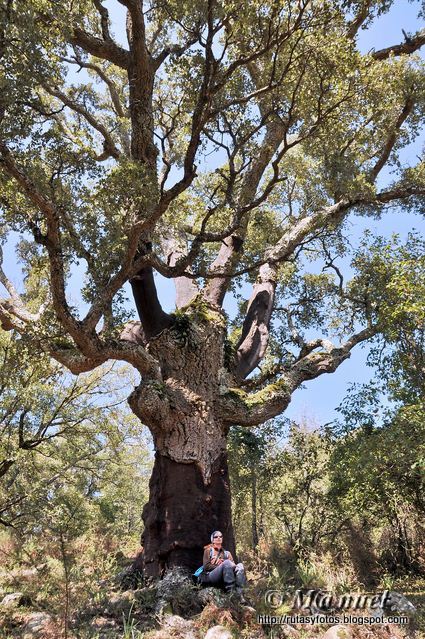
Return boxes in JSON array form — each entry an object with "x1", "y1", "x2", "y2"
[{"x1": 210, "y1": 530, "x2": 223, "y2": 542}]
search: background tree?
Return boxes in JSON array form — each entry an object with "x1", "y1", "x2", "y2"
[
  {"x1": 329, "y1": 231, "x2": 425, "y2": 573},
  {"x1": 0, "y1": 0, "x2": 424, "y2": 576},
  {"x1": 228, "y1": 420, "x2": 286, "y2": 553},
  {"x1": 0, "y1": 328, "x2": 152, "y2": 634},
  {"x1": 0, "y1": 329, "x2": 148, "y2": 526}
]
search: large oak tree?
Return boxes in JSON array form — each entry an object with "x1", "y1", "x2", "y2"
[{"x1": 0, "y1": 0, "x2": 424, "y2": 576}]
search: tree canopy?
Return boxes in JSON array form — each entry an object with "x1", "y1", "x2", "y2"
[{"x1": 1, "y1": 0, "x2": 424, "y2": 394}]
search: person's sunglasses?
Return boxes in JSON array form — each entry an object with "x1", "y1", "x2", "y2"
[{"x1": 213, "y1": 535, "x2": 222, "y2": 538}]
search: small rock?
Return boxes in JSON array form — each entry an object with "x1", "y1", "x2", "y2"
[
  {"x1": 17, "y1": 568, "x2": 38, "y2": 579},
  {"x1": 90, "y1": 616, "x2": 118, "y2": 629},
  {"x1": 322, "y1": 625, "x2": 353, "y2": 639},
  {"x1": 1, "y1": 592, "x2": 31, "y2": 608},
  {"x1": 204, "y1": 625, "x2": 233, "y2": 639},
  {"x1": 198, "y1": 587, "x2": 229, "y2": 608},
  {"x1": 163, "y1": 614, "x2": 199, "y2": 637},
  {"x1": 21, "y1": 612, "x2": 52, "y2": 638},
  {"x1": 103, "y1": 590, "x2": 135, "y2": 615},
  {"x1": 156, "y1": 567, "x2": 193, "y2": 601},
  {"x1": 154, "y1": 567, "x2": 200, "y2": 616},
  {"x1": 148, "y1": 614, "x2": 200, "y2": 639},
  {"x1": 163, "y1": 614, "x2": 191, "y2": 629},
  {"x1": 372, "y1": 590, "x2": 416, "y2": 616},
  {"x1": 277, "y1": 624, "x2": 300, "y2": 638},
  {"x1": 240, "y1": 604, "x2": 256, "y2": 624}
]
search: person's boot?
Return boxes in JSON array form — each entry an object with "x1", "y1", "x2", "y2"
[
  {"x1": 233, "y1": 563, "x2": 248, "y2": 602},
  {"x1": 223, "y1": 575, "x2": 236, "y2": 593},
  {"x1": 235, "y1": 586, "x2": 253, "y2": 607}
]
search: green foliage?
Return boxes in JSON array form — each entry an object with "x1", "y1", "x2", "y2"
[
  {"x1": 0, "y1": 330, "x2": 152, "y2": 634},
  {"x1": 228, "y1": 420, "x2": 287, "y2": 549},
  {"x1": 0, "y1": 330, "x2": 150, "y2": 528},
  {"x1": 327, "y1": 229, "x2": 425, "y2": 567},
  {"x1": 1, "y1": 0, "x2": 423, "y2": 335},
  {"x1": 331, "y1": 404, "x2": 425, "y2": 520},
  {"x1": 170, "y1": 309, "x2": 195, "y2": 347},
  {"x1": 273, "y1": 424, "x2": 343, "y2": 558}
]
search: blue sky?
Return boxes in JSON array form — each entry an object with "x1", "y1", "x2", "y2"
[
  {"x1": 284, "y1": 1, "x2": 425, "y2": 423},
  {"x1": 3, "y1": 0, "x2": 424, "y2": 427}
]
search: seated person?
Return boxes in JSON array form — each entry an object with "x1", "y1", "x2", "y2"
[{"x1": 201, "y1": 530, "x2": 247, "y2": 596}]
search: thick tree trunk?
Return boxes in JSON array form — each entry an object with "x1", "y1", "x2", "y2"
[
  {"x1": 142, "y1": 450, "x2": 235, "y2": 576},
  {"x1": 128, "y1": 304, "x2": 237, "y2": 577}
]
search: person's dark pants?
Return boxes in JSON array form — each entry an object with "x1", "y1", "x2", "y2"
[
  {"x1": 234, "y1": 563, "x2": 247, "y2": 590},
  {"x1": 202, "y1": 560, "x2": 247, "y2": 593}
]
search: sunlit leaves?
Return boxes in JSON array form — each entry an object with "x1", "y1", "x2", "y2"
[
  {"x1": 0, "y1": 329, "x2": 150, "y2": 532},
  {"x1": 330, "y1": 403, "x2": 425, "y2": 524}
]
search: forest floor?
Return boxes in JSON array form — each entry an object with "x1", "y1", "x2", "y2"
[{"x1": 0, "y1": 566, "x2": 424, "y2": 639}]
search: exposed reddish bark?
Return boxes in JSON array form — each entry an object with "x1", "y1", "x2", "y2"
[
  {"x1": 142, "y1": 451, "x2": 235, "y2": 576},
  {"x1": 126, "y1": 308, "x2": 239, "y2": 575}
]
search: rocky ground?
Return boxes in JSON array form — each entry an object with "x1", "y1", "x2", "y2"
[{"x1": 0, "y1": 567, "x2": 421, "y2": 638}]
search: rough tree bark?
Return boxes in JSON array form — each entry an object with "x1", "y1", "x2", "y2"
[{"x1": 128, "y1": 304, "x2": 236, "y2": 574}]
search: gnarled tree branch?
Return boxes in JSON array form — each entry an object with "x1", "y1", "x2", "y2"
[
  {"x1": 129, "y1": 242, "x2": 173, "y2": 339},
  {"x1": 42, "y1": 84, "x2": 121, "y2": 159},
  {"x1": 217, "y1": 326, "x2": 378, "y2": 427},
  {"x1": 70, "y1": 28, "x2": 130, "y2": 68},
  {"x1": 235, "y1": 263, "x2": 278, "y2": 379},
  {"x1": 346, "y1": 1, "x2": 373, "y2": 39},
  {"x1": 205, "y1": 120, "x2": 285, "y2": 306},
  {"x1": 372, "y1": 29, "x2": 425, "y2": 60}
]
